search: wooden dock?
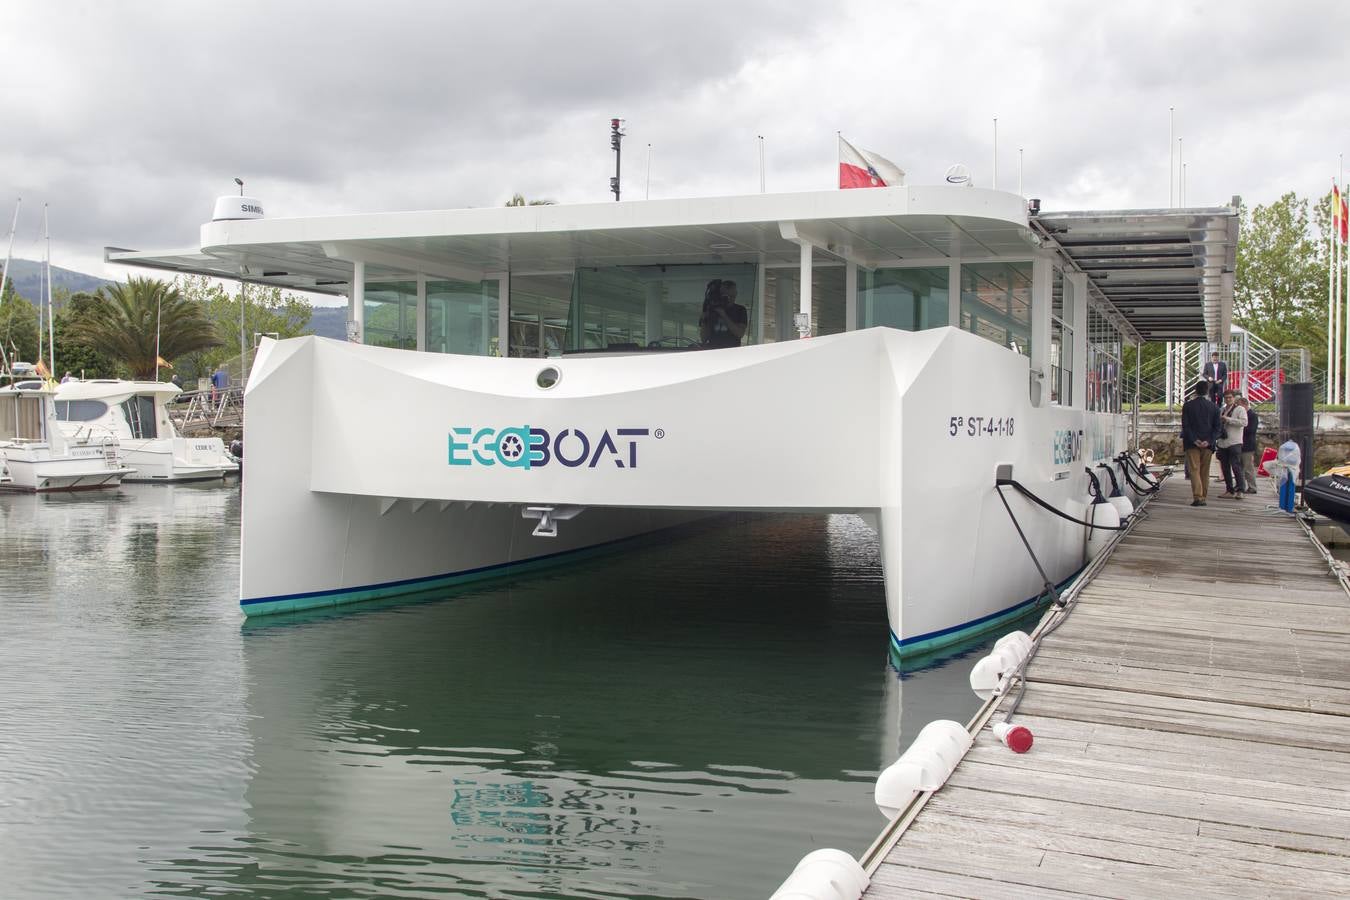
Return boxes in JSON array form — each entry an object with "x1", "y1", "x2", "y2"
[{"x1": 864, "y1": 476, "x2": 1350, "y2": 899}]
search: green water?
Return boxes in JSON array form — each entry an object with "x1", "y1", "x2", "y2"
[{"x1": 0, "y1": 484, "x2": 986, "y2": 898}]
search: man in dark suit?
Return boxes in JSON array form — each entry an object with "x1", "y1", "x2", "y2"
[
  {"x1": 1202, "y1": 351, "x2": 1228, "y2": 405},
  {"x1": 1181, "y1": 380, "x2": 1222, "y2": 506}
]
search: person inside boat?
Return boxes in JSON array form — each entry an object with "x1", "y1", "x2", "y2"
[{"x1": 699, "y1": 279, "x2": 748, "y2": 349}]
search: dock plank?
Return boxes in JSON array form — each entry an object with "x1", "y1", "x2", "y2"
[{"x1": 863, "y1": 477, "x2": 1350, "y2": 898}]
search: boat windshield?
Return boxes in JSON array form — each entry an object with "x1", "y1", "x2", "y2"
[
  {"x1": 55, "y1": 400, "x2": 109, "y2": 422},
  {"x1": 562, "y1": 264, "x2": 758, "y2": 353}
]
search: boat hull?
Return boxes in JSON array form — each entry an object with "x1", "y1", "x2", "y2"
[
  {"x1": 0, "y1": 448, "x2": 132, "y2": 491},
  {"x1": 241, "y1": 331, "x2": 1129, "y2": 662}
]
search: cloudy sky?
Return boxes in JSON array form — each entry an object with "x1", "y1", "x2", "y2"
[{"x1": 1, "y1": 0, "x2": 1345, "y2": 299}]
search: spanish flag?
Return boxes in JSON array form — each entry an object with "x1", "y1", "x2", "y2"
[
  {"x1": 35, "y1": 359, "x2": 50, "y2": 379},
  {"x1": 156, "y1": 356, "x2": 173, "y2": 369}
]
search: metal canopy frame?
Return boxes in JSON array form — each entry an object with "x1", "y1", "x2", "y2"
[{"x1": 1032, "y1": 201, "x2": 1239, "y2": 344}]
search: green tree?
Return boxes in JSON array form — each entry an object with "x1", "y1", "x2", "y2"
[
  {"x1": 1234, "y1": 191, "x2": 1332, "y2": 368},
  {"x1": 173, "y1": 275, "x2": 313, "y2": 381},
  {"x1": 0, "y1": 279, "x2": 39, "y2": 369},
  {"x1": 69, "y1": 277, "x2": 221, "y2": 380},
  {"x1": 52, "y1": 290, "x2": 120, "y2": 379},
  {"x1": 505, "y1": 194, "x2": 557, "y2": 206}
]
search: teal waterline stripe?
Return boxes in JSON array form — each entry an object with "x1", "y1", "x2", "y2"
[
  {"x1": 888, "y1": 568, "x2": 1083, "y2": 660},
  {"x1": 240, "y1": 519, "x2": 725, "y2": 617}
]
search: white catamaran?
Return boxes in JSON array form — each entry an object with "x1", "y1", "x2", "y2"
[{"x1": 108, "y1": 184, "x2": 1237, "y2": 661}]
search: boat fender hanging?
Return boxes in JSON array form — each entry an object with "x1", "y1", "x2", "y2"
[
  {"x1": 768, "y1": 849, "x2": 869, "y2": 900},
  {"x1": 969, "y1": 630, "x2": 1033, "y2": 700},
  {"x1": 874, "y1": 719, "x2": 973, "y2": 818},
  {"x1": 1097, "y1": 463, "x2": 1134, "y2": 519},
  {"x1": 1085, "y1": 500, "x2": 1121, "y2": 559},
  {"x1": 1084, "y1": 467, "x2": 1107, "y2": 504}
]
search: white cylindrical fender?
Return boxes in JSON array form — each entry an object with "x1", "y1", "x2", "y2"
[
  {"x1": 1085, "y1": 501, "x2": 1120, "y2": 559},
  {"x1": 769, "y1": 849, "x2": 869, "y2": 900},
  {"x1": 875, "y1": 719, "x2": 973, "y2": 817},
  {"x1": 1107, "y1": 493, "x2": 1134, "y2": 520},
  {"x1": 969, "y1": 631, "x2": 1033, "y2": 699}
]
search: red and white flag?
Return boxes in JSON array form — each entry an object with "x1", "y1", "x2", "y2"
[{"x1": 838, "y1": 136, "x2": 905, "y2": 189}]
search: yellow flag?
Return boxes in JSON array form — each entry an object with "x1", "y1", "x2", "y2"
[
  {"x1": 156, "y1": 356, "x2": 173, "y2": 369},
  {"x1": 35, "y1": 359, "x2": 50, "y2": 378}
]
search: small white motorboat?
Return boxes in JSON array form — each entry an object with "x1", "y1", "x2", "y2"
[
  {"x1": 53, "y1": 380, "x2": 238, "y2": 482},
  {"x1": 0, "y1": 381, "x2": 134, "y2": 491}
]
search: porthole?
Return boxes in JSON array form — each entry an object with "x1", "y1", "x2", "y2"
[{"x1": 536, "y1": 366, "x2": 561, "y2": 390}]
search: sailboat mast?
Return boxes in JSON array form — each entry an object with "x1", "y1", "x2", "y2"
[
  {"x1": 45, "y1": 205, "x2": 55, "y2": 379},
  {"x1": 38, "y1": 209, "x2": 46, "y2": 372},
  {"x1": 0, "y1": 198, "x2": 19, "y2": 308}
]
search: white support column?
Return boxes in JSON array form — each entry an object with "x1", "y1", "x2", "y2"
[
  {"x1": 349, "y1": 260, "x2": 365, "y2": 343},
  {"x1": 798, "y1": 241, "x2": 813, "y2": 338},
  {"x1": 498, "y1": 271, "x2": 510, "y2": 357},
  {"x1": 754, "y1": 259, "x2": 767, "y2": 344},
  {"x1": 1029, "y1": 253, "x2": 1054, "y2": 407},
  {"x1": 947, "y1": 260, "x2": 961, "y2": 327},
  {"x1": 415, "y1": 275, "x2": 427, "y2": 352},
  {"x1": 845, "y1": 260, "x2": 858, "y2": 331},
  {"x1": 1068, "y1": 271, "x2": 1088, "y2": 408}
]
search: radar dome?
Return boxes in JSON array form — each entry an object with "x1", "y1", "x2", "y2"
[{"x1": 212, "y1": 196, "x2": 265, "y2": 221}]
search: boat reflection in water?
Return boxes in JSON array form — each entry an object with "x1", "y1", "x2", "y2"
[{"x1": 233, "y1": 514, "x2": 984, "y2": 899}]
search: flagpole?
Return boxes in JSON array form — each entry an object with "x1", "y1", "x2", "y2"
[
  {"x1": 1337, "y1": 178, "x2": 1344, "y2": 404},
  {"x1": 1018, "y1": 147, "x2": 1023, "y2": 195},
  {"x1": 1343, "y1": 158, "x2": 1349, "y2": 404},
  {"x1": 1331, "y1": 181, "x2": 1337, "y2": 404},
  {"x1": 1169, "y1": 107, "x2": 1174, "y2": 206},
  {"x1": 992, "y1": 117, "x2": 998, "y2": 190},
  {"x1": 757, "y1": 134, "x2": 765, "y2": 193}
]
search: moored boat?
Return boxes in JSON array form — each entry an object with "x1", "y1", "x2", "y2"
[
  {"x1": 0, "y1": 382, "x2": 134, "y2": 491},
  {"x1": 108, "y1": 181, "x2": 1237, "y2": 661},
  {"x1": 53, "y1": 379, "x2": 238, "y2": 482}
]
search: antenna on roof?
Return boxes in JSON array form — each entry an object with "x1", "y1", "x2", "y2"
[
  {"x1": 609, "y1": 119, "x2": 625, "y2": 201},
  {"x1": 234, "y1": 177, "x2": 244, "y2": 196}
]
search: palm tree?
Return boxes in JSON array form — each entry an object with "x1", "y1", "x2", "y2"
[
  {"x1": 69, "y1": 277, "x2": 221, "y2": 380},
  {"x1": 505, "y1": 194, "x2": 557, "y2": 206}
]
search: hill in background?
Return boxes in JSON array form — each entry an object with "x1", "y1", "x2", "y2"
[
  {"x1": 3, "y1": 257, "x2": 349, "y2": 339},
  {"x1": 3, "y1": 258, "x2": 112, "y2": 300}
]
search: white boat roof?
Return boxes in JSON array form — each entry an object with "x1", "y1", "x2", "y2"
[
  {"x1": 106, "y1": 185, "x2": 1238, "y2": 343},
  {"x1": 56, "y1": 379, "x2": 181, "y2": 401}
]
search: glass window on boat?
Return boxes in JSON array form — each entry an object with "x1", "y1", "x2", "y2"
[
  {"x1": 0, "y1": 393, "x2": 45, "y2": 441},
  {"x1": 763, "y1": 265, "x2": 845, "y2": 341},
  {"x1": 958, "y1": 262, "x2": 1032, "y2": 357},
  {"x1": 857, "y1": 267, "x2": 949, "y2": 331},
  {"x1": 121, "y1": 395, "x2": 158, "y2": 439},
  {"x1": 427, "y1": 279, "x2": 500, "y2": 356},
  {"x1": 1086, "y1": 305, "x2": 1123, "y2": 414},
  {"x1": 509, "y1": 273, "x2": 574, "y2": 358},
  {"x1": 54, "y1": 399, "x2": 109, "y2": 422},
  {"x1": 563, "y1": 264, "x2": 758, "y2": 351},
  {"x1": 363, "y1": 281, "x2": 417, "y2": 350},
  {"x1": 1050, "y1": 268, "x2": 1073, "y2": 406}
]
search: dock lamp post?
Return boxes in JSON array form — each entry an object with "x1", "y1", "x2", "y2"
[{"x1": 610, "y1": 118, "x2": 624, "y2": 201}]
